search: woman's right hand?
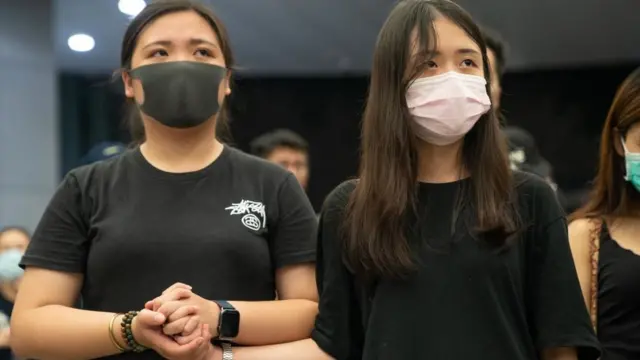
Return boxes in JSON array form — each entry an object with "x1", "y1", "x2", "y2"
[{"x1": 131, "y1": 309, "x2": 211, "y2": 359}]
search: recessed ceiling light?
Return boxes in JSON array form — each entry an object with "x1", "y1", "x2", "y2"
[
  {"x1": 118, "y1": 0, "x2": 147, "y2": 17},
  {"x1": 67, "y1": 33, "x2": 95, "y2": 52}
]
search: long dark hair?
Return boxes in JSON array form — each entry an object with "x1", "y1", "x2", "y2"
[
  {"x1": 569, "y1": 67, "x2": 640, "y2": 222},
  {"x1": 120, "y1": 0, "x2": 235, "y2": 144},
  {"x1": 343, "y1": 0, "x2": 518, "y2": 279}
]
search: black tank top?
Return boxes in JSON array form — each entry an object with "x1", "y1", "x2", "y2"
[{"x1": 597, "y1": 222, "x2": 640, "y2": 360}]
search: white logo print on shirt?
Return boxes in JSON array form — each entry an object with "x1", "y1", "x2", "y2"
[{"x1": 225, "y1": 200, "x2": 267, "y2": 231}]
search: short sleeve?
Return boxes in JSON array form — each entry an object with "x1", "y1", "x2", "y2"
[
  {"x1": 20, "y1": 173, "x2": 90, "y2": 273},
  {"x1": 270, "y1": 174, "x2": 318, "y2": 268},
  {"x1": 527, "y1": 191, "x2": 600, "y2": 359},
  {"x1": 311, "y1": 181, "x2": 363, "y2": 360}
]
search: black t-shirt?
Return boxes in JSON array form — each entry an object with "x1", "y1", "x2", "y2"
[
  {"x1": 21, "y1": 146, "x2": 317, "y2": 360},
  {"x1": 312, "y1": 172, "x2": 600, "y2": 360}
]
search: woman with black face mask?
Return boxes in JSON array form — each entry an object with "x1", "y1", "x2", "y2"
[{"x1": 10, "y1": 1, "x2": 318, "y2": 359}]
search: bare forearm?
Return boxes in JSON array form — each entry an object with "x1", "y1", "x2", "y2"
[
  {"x1": 224, "y1": 300, "x2": 318, "y2": 346},
  {"x1": 542, "y1": 347, "x2": 578, "y2": 360},
  {"x1": 229, "y1": 339, "x2": 332, "y2": 360},
  {"x1": 11, "y1": 305, "x2": 127, "y2": 360}
]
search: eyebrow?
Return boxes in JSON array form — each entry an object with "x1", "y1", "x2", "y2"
[
  {"x1": 142, "y1": 38, "x2": 219, "y2": 50},
  {"x1": 429, "y1": 48, "x2": 481, "y2": 56}
]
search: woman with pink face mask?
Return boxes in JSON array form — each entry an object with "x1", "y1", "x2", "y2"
[
  {"x1": 309, "y1": 1, "x2": 600, "y2": 359},
  {"x1": 156, "y1": 6, "x2": 598, "y2": 359}
]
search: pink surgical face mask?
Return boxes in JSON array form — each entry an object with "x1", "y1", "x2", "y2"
[{"x1": 406, "y1": 71, "x2": 492, "y2": 146}]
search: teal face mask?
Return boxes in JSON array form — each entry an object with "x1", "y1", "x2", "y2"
[
  {"x1": 621, "y1": 136, "x2": 640, "y2": 192},
  {"x1": 0, "y1": 248, "x2": 24, "y2": 282}
]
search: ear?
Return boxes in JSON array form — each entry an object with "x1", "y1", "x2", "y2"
[
  {"x1": 121, "y1": 70, "x2": 134, "y2": 98},
  {"x1": 224, "y1": 70, "x2": 232, "y2": 96},
  {"x1": 613, "y1": 128, "x2": 624, "y2": 156}
]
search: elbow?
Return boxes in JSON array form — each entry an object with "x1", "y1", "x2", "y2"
[{"x1": 300, "y1": 299, "x2": 319, "y2": 317}]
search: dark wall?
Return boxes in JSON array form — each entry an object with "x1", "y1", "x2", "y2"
[
  {"x1": 227, "y1": 77, "x2": 366, "y2": 210},
  {"x1": 500, "y1": 64, "x2": 638, "y2": 190},
  {"x1": 60, "y1": 63, "x2": 638, "y2": 211}
]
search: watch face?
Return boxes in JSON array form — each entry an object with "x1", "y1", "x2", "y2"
[{"x1": 220, "y1": 308, "x2": 240, "y2": 338}]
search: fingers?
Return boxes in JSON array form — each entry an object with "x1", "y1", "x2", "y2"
[
  {"x1": 173, "y1": 321, "x2": 203, "y2": 346},
  {"x1": 201, "y1": 324, "x2": 213, "y2": 341},
  {"x1": 182, "y1": 316, "x2": 201, "y2": 336},
  {"x1": 163, "y1": 315, "x2": 199, "y2": 336},
  {"x1": 150, "y1": 288, "x2": 193, "y2": 311},
  {"x1": 162, "y1": 282, "x2": 193, "y2": 295},
  {"x1": 135, "y1": 309, "x2": 166, "y2": 327},
  {"x1": 165, "y1": 304, "x2": 198, "y2": 323},
  {"x1": 162, "y1": 336, "x2": 206, "y2": 359},
  {"x1": 156, "y1": 301, "x2": 190, "y2": 319},
  {"x1": 140, "y1": 316, "x2": 207, "y2": 359},
  {"x1": 174, "y1": 331, "x2": 201, "y2": 346}
]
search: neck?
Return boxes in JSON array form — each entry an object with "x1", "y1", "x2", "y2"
[
  {"x1": 416, "y1": 139, "x2": 467, "y2": 183},
  {"x1": 141, "y1": 119, "x2": 223, "y2": 173}
]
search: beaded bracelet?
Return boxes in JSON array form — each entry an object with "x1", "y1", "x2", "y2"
[{"x1": 121, "y1": 311, "x2": 146, "y2": 353}]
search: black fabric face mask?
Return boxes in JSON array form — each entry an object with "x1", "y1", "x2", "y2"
[{"x1": 128, "y1": 61, "x2": 227, "y2": 129}]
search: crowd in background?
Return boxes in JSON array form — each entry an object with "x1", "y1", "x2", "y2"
[{"x1": 0, "y1": 0, "x2": 638, "y2": 359}]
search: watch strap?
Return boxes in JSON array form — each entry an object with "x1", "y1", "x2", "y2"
[
  {"x1": 213, "y1": 300, "x2": 234, "y2": 310},
  {"x1": 221, "y1": 342, "x2": 233, "y2": 360}
]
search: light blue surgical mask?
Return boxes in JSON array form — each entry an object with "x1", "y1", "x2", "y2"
[
  {"x1": 621, "y1": 136, "x2": 640, "y2": 192},
  {"x1": 0, "y1": 249, "x2": 24, "y2": 282}
]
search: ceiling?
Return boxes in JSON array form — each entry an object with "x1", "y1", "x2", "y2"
[{"x1": 55, "y1": 0, "x2": 640, "y2": 76}]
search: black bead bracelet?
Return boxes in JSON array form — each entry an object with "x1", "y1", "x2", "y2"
[{"x1": 121, "y1": 311, "x2": 146, "y2": 353}]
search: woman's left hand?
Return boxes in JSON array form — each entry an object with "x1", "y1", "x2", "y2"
[{"x1": 146, "y1": 283, "x2": 220, "y2": 338}]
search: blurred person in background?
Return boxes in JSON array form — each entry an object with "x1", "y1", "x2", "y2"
[
  {"x1": 568, "y1": 67, "x2": 640, "y2": 360},
  {"x1": 483, "y1": 27, "x2": 506, "y2": 123},
  {"x1": 504, "y1": 126, "x2": 569, "y2": 209},
  {"x1": 80, "y1": 141, "x2": 127, "y2": 165},
  {"x1": 11, "y1": 1, "x2": 318, "y2": 360},
  {"x1": 0, "y1": 226, "x2": 30, "y2": 360},
  {"x1": 250, "y1": 129, "x2": 310, "y2": 190}
]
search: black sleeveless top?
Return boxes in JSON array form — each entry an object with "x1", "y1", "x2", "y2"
[{"x1": 597, "y1": 222, "x2": 640, "y2": 360}]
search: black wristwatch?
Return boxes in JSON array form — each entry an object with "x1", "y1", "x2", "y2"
[{"x1": 213, "y1": 300, "x2": 240, "y2": 341}]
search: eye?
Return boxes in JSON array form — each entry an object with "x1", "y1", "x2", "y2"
[
  {"x1": 426, "y1": 60, "x2": 438, "y2": 68},
  {"x1": 460, "y1": 59, "x2": 478, "y2": 68},
  {"x1": 195, "y1": 49, "x2": 213, "y2": 57},
  {"x1": 150, "y1": 49, "x2": 168, "y2": 57}
]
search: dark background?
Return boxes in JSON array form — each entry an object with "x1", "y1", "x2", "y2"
[{"x1": 59, "y1": 62, "x2": 639, "y2": 211}]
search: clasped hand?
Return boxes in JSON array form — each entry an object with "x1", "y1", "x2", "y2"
[{"x1": 131, "y1": 283, "x2": 220, "y2": 360}]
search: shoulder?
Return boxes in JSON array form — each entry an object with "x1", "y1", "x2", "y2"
[
  {"x1": 67, "y1": 149, "x2": 135, "y2": 190},
  {"x1": 513, "y1": 171, "x2": 556, "y2": 200},
  {"x1": 226, "y1": 146, "x2": 291, "y2": 184},
  {"x1": 568, "y1": 217, "x2": 600, "y2": 245},
  {"x1": 568, "y1": 218, "x2": 597, "y2": 236},
  {"x1": 321, "y1": 180, "x2": 357, "y2": 218},
  {"x1": 513, "y1": 171, "x2": 564, "y2": 224}
]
